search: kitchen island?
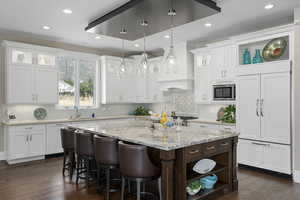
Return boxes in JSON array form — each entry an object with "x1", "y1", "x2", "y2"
[{"x1": 70, "y1": 120, "x2": 239, "y2": 200}]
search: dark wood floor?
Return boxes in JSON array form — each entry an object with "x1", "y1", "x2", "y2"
[{"x1": 0, "y1": 157, "x2": 299, "y2": 200}]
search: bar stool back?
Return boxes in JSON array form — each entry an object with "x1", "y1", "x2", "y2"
[
  {"x1": 75, "y1": 130, "x2": 95, "y2": 186},
  {"x1": 60, "y1": 128, "x2": 76, "y2": 179},
  {"x1": 119, "y1": 141, "x2": 162, "y2": 200},
  {"x1": 94, "y1": 135, "x2": 119, "y2": 200}
]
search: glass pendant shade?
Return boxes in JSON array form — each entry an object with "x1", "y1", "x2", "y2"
[
  {"x1": 164, "y1": 3, "x2": 177, "y2": 73},
  {"x1": 166, "y1": 45, "x2": 176, "y2": 65},
  {"x1": 140, "y1": 52, "x2": 148, "y2": 70},
  {"x1": 120, "y1": 58, "x2": 126, "y2": 72}
]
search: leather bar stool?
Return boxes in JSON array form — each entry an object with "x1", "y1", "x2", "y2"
[
  {"x1": 60, "y1": 128, "x2": 76, "y2": 179},
  {"x1": 75, "y1": 130, "x2": 95, "y2": 186},
  {"x1": 94, "y1": 135, "x2": 120, "y2": 200},
  {"x1": 119, "y1": 141, "x2": 162, "y2": 200}
]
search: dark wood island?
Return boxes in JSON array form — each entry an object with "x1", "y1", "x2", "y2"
[{"x1": 70, "y1": 119, "x2": 238, "y2": 200}]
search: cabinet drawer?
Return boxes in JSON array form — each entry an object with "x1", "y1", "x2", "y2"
[
  {"x1": 203, "y1": 141, "x2": 218, "y2": 156},
  {"x1": 14, "y1": 125, "x2": 45, "y2": 132},
  {"x1": 185, "y1": 144, "x2": 203, "y2": 162},
  {"x1": 218, "y1": 139, "x2": 232, "y2": 152}
]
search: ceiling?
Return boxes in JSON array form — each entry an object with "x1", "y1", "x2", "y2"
[{"x1": 0, "y1": 0, "x2": 299, "y2": 54}]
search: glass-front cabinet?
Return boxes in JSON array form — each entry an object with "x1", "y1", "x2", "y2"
[{"x1": 9, "y1": 47, "x2": 56, "y2": 67}]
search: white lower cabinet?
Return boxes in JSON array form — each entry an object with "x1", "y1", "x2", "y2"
[
  {"x1": 238, "y1": 139, "x2": 291, "y2": 174},
  {"x1": 6, "y1": 125, "x2": 46, "y2": 164},
  {"x1": 46, "y1": 124, "x2": 65, "y2": 155}
]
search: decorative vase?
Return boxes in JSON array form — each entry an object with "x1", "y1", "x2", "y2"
[
  {"x1": 252, "y1": 49, "x2": 264, "y2": 64},
  {"x1": 243, "y1": 49, "x2": 251, "y2": 65}
]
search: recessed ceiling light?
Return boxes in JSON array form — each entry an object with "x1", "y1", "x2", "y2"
[
  {"x1": 264, "y1": 3, "x2": 274, "y2": 10},
  {"x1": 164, "y1": 35, "x2": 170, "y2": 39},
  {"x1": 95, "y1": 35, "x2": 101, "y2": 39},
  {"x1": 63, "y1": 8, "x2": 73, "y2": 14},
  {"x1": 134, "y1": 43, "x2": 140, "y2": 47},
  {"x1": 43, "y1": 26, "x2": 51, "y2": 30},
  {"x1": 205, "y1": 23, "x2": 212, "y2": 27}
]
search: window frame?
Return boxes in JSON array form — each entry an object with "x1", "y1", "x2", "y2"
[{"x1": 56, "y1": 52, "x2": 99, "y2": 110}]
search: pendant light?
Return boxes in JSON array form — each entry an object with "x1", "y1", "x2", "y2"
[
  {"x1": 119, "y1": 27, "x2": 127, "y2": 79},
  {"x1": 140, "y1": 20, "x2": 148, "y2": 71},
  {"x1": 165, "y1": 0, "x2": 177, "y2": 70}
]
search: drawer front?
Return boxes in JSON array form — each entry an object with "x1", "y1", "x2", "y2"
[
  {"x1": 185, "y1": 144, "x2": 203, "y2": 162},
  {"x1": 14, "y1": 125, "x2": 45, "y2": 132},
  {"x1": 203, "y1": 141, "x2": 218, "y2": 156},
  {"x1": 218, "y1": 139, "x2": 232, "y2": 152}
]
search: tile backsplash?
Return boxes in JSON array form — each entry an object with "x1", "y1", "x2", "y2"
[{"x1": 149, "y1": 90, "x2": 225, "y2": 121}]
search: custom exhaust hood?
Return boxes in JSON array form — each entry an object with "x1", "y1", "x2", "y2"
[{"x1": 85, "y1": 0, "x2": 221, "y2": 41}]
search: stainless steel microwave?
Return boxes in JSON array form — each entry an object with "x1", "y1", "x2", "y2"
[{"x1": 213, "y1": 84, "x2": 236, "y2": 101}]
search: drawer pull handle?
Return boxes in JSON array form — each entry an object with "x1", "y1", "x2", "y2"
[
  {"x1": 206, "y1": 146, "x2": 216, "y2": 150},
  {"x1": 189, "y1": 150, "x2": 200, "y2": 154},
  {"x1": 200, "y1": 125, "x2": 206, "y2": 128},
  {"x1": 221, "y1": 142, "x2": 229, "y2": 146}
]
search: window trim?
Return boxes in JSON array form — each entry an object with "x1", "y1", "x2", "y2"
[{"x1": 56, "y1": 54, "x2": 99, "y2": 110}]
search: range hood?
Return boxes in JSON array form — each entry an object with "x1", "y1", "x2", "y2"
[
  {"x1": 159, "y1": 42, "x2": 194, "y2": 91},
  {"x1": 85, "y1": 0, "x2": 221, "y2": 40}
]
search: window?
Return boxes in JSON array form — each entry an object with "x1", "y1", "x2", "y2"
[{"x1": 58, "y1": 56, "x2": 98, "y2": 109}]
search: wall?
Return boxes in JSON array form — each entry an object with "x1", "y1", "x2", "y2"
[{"x1": 293, "y1": 8, "x2": 300, "y2": 181}]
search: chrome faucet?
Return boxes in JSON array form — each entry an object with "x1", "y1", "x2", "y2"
[{"x1": 73, "y1": 106, "x2": 81, "y2": 119}]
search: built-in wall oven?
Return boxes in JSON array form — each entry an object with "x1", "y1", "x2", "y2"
[{"x1": 213, "y1": 84, "x2": 236, "y2": 101}]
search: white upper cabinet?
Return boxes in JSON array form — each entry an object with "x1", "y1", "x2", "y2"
[
  {"x1": 209, "y1": 44, "x2": 237, "y2": 83},
  {"x1": 11, "y1": 49, "x2": 34, "y2": 65},
  {"x1": 191, "y1": 48, "x2": 212, "y2": 104},
  {"x1": 35, "y1": 68, "x2": 59, "y2": 104},
  {"x1": 101, "y1": 55, "x2": 164, "y2": 104},
  {"x1": 147, "y1": 57, "x2": 164, "y2": 103},
  {"x1": 101, "y1": 56, "x2": 138, "y2": 104},
  {"x1": 7, "y1": 66, "x2": 35, "y2": 104},
  {"x1": 3, "y1": 41, "x2": 59, "y2": 104}
]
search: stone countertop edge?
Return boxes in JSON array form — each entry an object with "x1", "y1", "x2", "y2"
[
  {"x1": 188, "y1": 119, "x2": 236, "y2": 126},
  {"x1": 1, "y1": 115, "x2": 150, "y2": 126},
  {"x1": 69, "y1": 125, "x2": 239, "y2": 151}
]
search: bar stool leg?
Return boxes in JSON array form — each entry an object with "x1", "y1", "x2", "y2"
[
  {"x1": 76, "y1": 156, "x2": 80, "y2": 184},
  {"x1": 69, "y1": 152, "x2": 75, "y2": 180},
  {"x1": 158, "y1": 177, "x2": 162, "y2": 200},
  {"x1": 86, "y1": 159, "x2": 90, "y2": 187},
  {"x1": 62, "y1": 151, "x2": 67, "y2": 176},
  {"x1": 106, "y1": 168, "x2": 110, "y2": 200},
  {"x1": 127, "y1": 180, "x2": 131, "y2": 193},
  {"x1": 137, "y1": 179, "x2": 141, "y2": 200},
  {"x1": 121, "y1": 177, "x2": 125, "y2": 200}
]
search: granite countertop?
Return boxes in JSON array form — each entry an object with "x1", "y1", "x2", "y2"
[
  {"x1": 2, "y1": 115, "x2": 149, "y2": 126},
  {"x1": 69, "y1": 122, "x2": 239, "y2": 151},
  {"x1": 188, "y1": 119, "x2": 236, "y2": 126}
]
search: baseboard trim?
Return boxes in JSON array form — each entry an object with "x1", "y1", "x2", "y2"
[
  {"x1": 293, "y1": 170, "x2": 300, "y2": 183},
  {"x1": 7, "y1": 156, "x2": 45, "y2": 165},
  {"x1": 0, "y1": 152, "x2": 6, "y2": 161}
]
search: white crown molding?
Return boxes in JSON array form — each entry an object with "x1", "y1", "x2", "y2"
[{"x1": 294, "y1": 170, "x2": 300, "y2": 183}]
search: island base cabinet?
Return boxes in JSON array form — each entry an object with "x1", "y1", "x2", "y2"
[
  {"x1": 6, "y1": 125, "x2": 46, "y2": 164},
  {"x1": 238, "y1": 139, "x2": 291, "y2": 174}
]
